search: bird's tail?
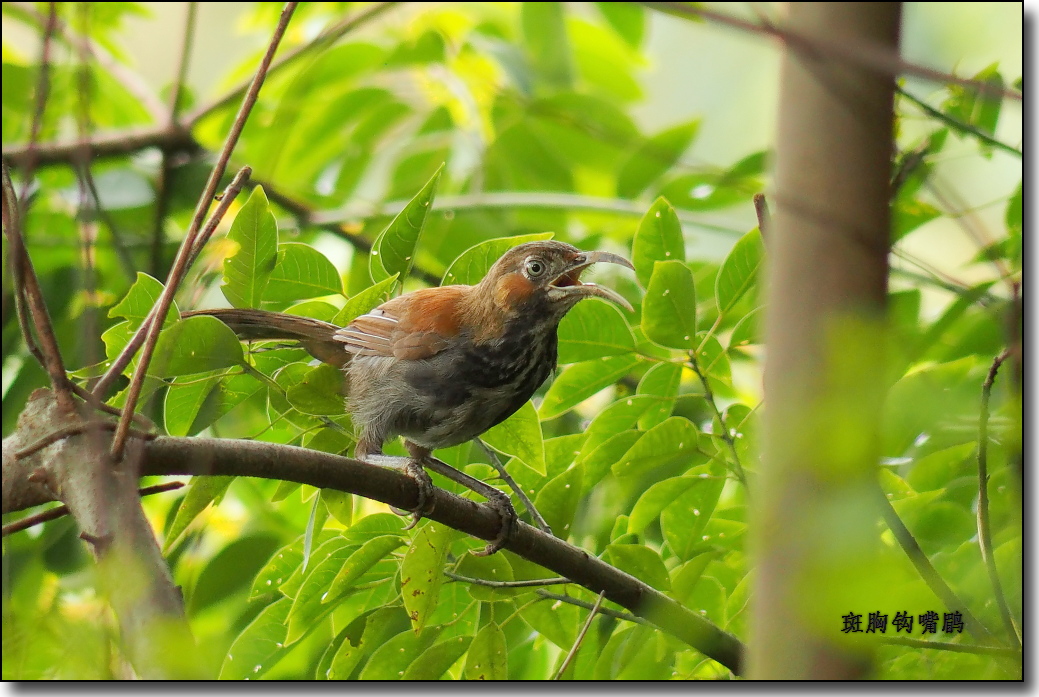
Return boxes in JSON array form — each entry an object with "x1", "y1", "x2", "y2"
[{"x1": 184, "y1": 309, "x2": 346, "y2": 367}]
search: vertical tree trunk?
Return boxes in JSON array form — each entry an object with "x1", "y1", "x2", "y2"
[{"x1": 750, "y1": 2, "x2": 902, "y2": 679}]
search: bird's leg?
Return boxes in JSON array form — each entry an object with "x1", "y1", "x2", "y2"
[
  {"x1": 356, "y1": 442, "x2": 435, "y2": 530},
  {"x1": 407, "y1": 442, "x2": 518, "y2": 556}
]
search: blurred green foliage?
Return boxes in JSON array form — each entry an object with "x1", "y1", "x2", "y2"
[{"x1": 2, "y1": 2, "x2": 1021, "y2": 680}]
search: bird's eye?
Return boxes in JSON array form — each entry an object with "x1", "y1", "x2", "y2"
[{"x1": 525, "y1": 259, "x2": 546, "y2": 277}]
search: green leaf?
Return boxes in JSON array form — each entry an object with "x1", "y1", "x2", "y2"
[
  {"x1": 326, "y1": 535, "x2": 405, "y2": 601},
  {"x1": 632, "y1": 197, "x2": 685, "y2": 287},
  {"x1": 441, "y1": 233, "x2": 554, "y2": 286},
  {"x1": 628, "y1": 475, "x2": 704, "y2": 535},
  {"x1": 612, "y1": 416, "x2": 702, "y2": 479},
  {"x1": 320, "y1": 489, "x2": 352, "y2": 527},
  {"x1": 892, "y1": 196, "x2": 941, "y2": 243},
  {"x1": 190, "y1": 533, "x2": 281, "y2": 614},
  {"x1": 617, "y1": 120, "x2": 700, "y2": 199},
  {"x1": 249, "y1": 535, "x2": 307, "y2": 601},
  {"x1": 538, "y1": 354, "x2": 641, "y2": 420},
  {"x1": 222, "y1": 186, "x2": 278, "y2": 308},
  {"x1": 715, "y1": 227, "x2": 763, "y2": 315},
  {"x1": 164, "y1": 373, "x2": 225, "y2": 437},
  {"x1": 581, "y1": 395, "x2": 656, "y2": 453},
  {"x1": 480, "y1": 400, "x2": 545, "y2": 475},
  {"x1": 263, "y1": 243, "x2": 343, "y2": 303},
  {"x1": 454, "y1": 553, "x2": 518, "y2": 601},
  {"x1": 163, "y1": 476, "x2": 235, "y2": 552},
  {"x1": 521, "y1": 2, "x2": 572, "y2": 90},
  {"x1": 463, "y1": 621, "x2": 508, "y2": 680},
  {"x1": 109, "y1": 272, "x2": 178, "y2": 328},
  {"x1": 557, "y1": 298, "x2": 636, "y2": 363},
  {"x1": 359, "y1": 627, "x2": 440, "y2": 679},
  {"x1": 286, "y1": 540, "x2": 363, "y2": 644},
  {"x1": 332, "y1": 273, "x2": 400, "y2": 326},
  {"x1": 370, "y1": 163, "x2": 444, "y2": 283},
  {"x1": 596, "y1": 2, "x2": 645, "y2": 47},
  {"x1": 635, "y1": 361, "x2": 682, "y2": 430},
  {"x1": 533, "y1": 465, "x2": 583, "y2": 537},
  {"x1": 728, "y1": 307, "x2": 764, "y2": 351},
  {"x1": 219, "y1": 597, "x2": 292, "y2": 679},
  {"x1": 579, "y1": 429, "x2": 643, "y2": 486},
  {"x1": 403, "y1": 635, "x2": 474, "y2": 680},
  {"x1": 401, "y1": 521, "x2": 454, "y2": 632},
  {"x1": 604, "y1": 544, "x2": 670, "y2": 591},
  {"x1": 641, "y1": 260, "x2": 697, "y2": 349},
  {"x1": 661, "y1": 478, "x2": 726, "y2": 560},
  {"x1": 328, "y1": 607, "x2": 411, "y2": 680},
  {"x1": 285, "y1": 363, "x2": 346, "y2": 416},
  {"x1": 152, "y1": 315, "x2": 244, "y2": 377}
]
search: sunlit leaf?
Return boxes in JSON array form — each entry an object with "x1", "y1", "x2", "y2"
[
  {"x1": 538, "y1": 354, "x2": 641, "y2": 420},
  {"x1": 632, "y1": 197, "x2": 684, "y2": 287},
  {"x1": 163, "y1": 476, "x2": 235, "y2": 553},
  {"x1": 263, "y1": 243, "x2": 343, "y2": 303},
  {"x1": 219, "y1": 597, "x2": 292, "y2": 680},
  {"x1": 401, "y1": 521, "x2": 454, "y2": 632},
  {"x1": 370, "y1": 164, "x2": 444, "y2": 284},
  {"x1": 222, "y1": 186, "x2": 278, "y2": 309},
  {"x1": 715, "y1": 228, "x2": 763, "y2": 315},
  {"x1": 642, "y1": 260, "x2": 697, "y2": 349},
  {"x1": 463, "y1": 621, "x2": 508, "y2": 680}
]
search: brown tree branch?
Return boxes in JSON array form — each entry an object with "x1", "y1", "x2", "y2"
[
  {"x1": 2, "y1": 481, "x2": 183, "y2": 537},
  {"x1": 89, "y1": 435, "x2": 746, "y2": 675}
]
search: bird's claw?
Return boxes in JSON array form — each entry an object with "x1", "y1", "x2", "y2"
[
  {"x1": 472, "y1": 489, "x2": 518, "y2": 556},
  {"x1": 393, "y1": 458, "x2": 436, "y2": 529}
]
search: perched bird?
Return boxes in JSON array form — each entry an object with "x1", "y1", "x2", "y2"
[{"x1": 189, "y1": 241, "x2": 634, "y2": 554}]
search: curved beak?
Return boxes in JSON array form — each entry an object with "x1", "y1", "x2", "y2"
[{"x1": 548, "y1": 251, "x2": 635, "y2": 312}]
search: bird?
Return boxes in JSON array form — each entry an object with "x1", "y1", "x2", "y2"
[{"x1": 187, "y1": 241, "x2": 635, "y2": 554}]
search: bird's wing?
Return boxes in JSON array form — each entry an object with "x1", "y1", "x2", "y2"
[{"x1": 334, "y1": 286, "x2": 469, "y2": 361}]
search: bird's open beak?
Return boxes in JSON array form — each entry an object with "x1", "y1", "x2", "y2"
[{"x1": 549, "y1": 251, "x2": 635, "y2": 312}]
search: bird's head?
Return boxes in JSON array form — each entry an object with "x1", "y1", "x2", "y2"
[{"x1": 480, "y1": 241, "x2": 635, "y2": 319}]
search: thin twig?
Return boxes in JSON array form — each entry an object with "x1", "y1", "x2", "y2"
[
  {"x1": 1, "y1": 482, "x2": 184, "y2": 537},
  {"x1": 976, "y1": 349, "x2": 1019, "y2": 646},
  {"x1": 445, "y1": 571, "x2": 569, "y2": 588},
  {"x1": 536, "y1": 590, "x2": 652, "y2": 627},
  {"x1": 554, "y1": 590, "x2": 605, "y2": 679},
  {"x1": 641, "y1": 2, "x2": 1021, "y2": 101},
  {"x1": 877, "y1": 635, "x2": 1020, "y2": 658},
  {"x1": 896, "y1": 86, "x2": 1021, "y2": 158},
  {"x1": 877, "y1": 490, "x2": 997, "y2": 645},
  {"x1": 474, "y1": 438, "x2": 553, "y2": 534},
  {"x1": 15, "y1": 420, "x2": 156, "y2": 460},
  {"x1": 686, "y1": 352, "x2": 747, "y2": 486},
  {"x1": 186, "y1": 2, "x2": 399, "y2": 125},
  {"x1": 105, "y1": 3, "x2": 298, "y2": 461}
]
